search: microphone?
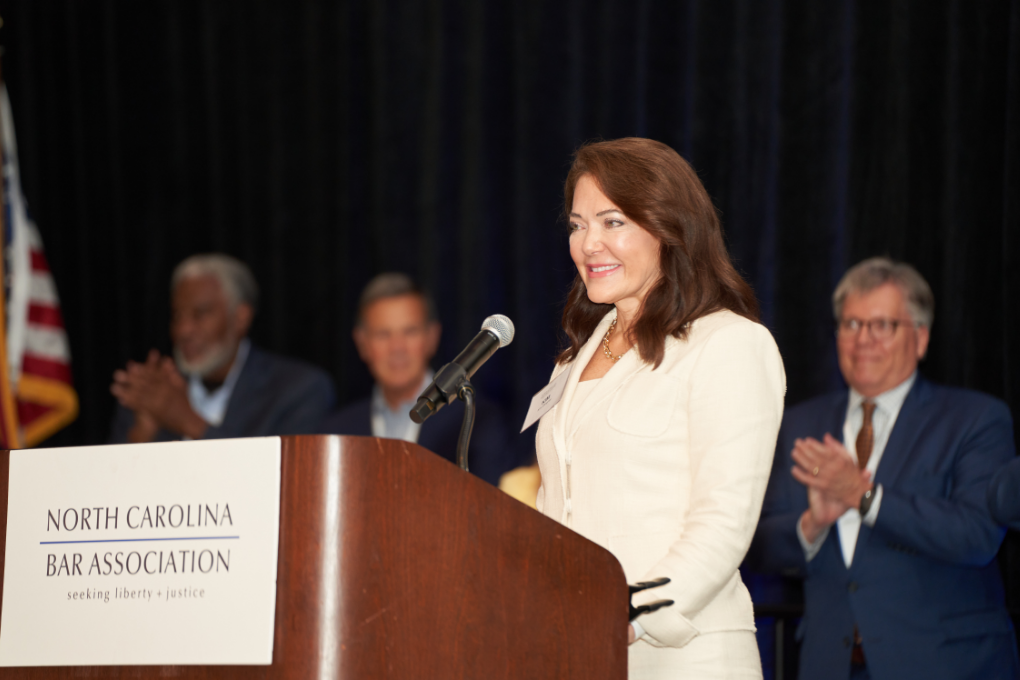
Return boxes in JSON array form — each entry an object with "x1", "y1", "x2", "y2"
[{"x1": 410, "y1": 314, "x2": 514, "y2": 424}]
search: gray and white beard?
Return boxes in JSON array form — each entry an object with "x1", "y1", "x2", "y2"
[{"x1": 173, "y1": 341, "x2": 236, "y2": 379}]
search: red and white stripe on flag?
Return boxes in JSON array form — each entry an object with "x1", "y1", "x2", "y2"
[{"x1": 0, "y1": 84, "x2": 78, "y2": 448}]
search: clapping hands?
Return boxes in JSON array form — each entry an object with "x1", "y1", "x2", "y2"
[
  {"x1": 790, "y1": 434, "x2": 872, "y2": 542},
  {"x1": 110, "y1": 350, "x2": 207, "y2": 441}
]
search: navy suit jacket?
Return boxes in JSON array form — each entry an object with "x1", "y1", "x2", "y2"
[
  {"x1": 747, "y1": 376, "x2": 1018, "y2": 680},
  {"x1": 110, "y1": 345, "x2": 336, "y2": 443},
  {"x1": 989, "y1": 456, "x2": 1020, "y2": 529},
  {"x1": 319, "y1": 393, "x2": 515, "y2": 487}
]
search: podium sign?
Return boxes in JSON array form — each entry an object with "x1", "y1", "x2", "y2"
[{"x1": 0, "y1": 437, "x2": 281, "y2": 666}]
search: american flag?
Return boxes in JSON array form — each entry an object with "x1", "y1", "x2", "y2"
[{"x1": 0, "y1": 84, "x2": 77, "y2": 448}]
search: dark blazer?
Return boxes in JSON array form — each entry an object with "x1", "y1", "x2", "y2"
[
  {"x1": 747, "y1": 376, "x2": 1018, "y2": 680},
  {"x1": 110, "y1": 345, "x2": 336, "y2": 443},
  {"x1": 319, "y1": 393, "x2": 515, "y2": 486},
  {"x1": 989, "y1": 456, "x2": 1020, "y2": 529}
]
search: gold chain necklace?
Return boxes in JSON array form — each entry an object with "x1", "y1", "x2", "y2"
[{"x1": 602, "y1": 318, "x2": 625, "y2": 362}]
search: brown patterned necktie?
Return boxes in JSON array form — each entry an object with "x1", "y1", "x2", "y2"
[
  {"x1": 851, "y1": 399, "x2": 877, "y2": 667},
  {"x1": 856, "y1": 401, "x2": 876, "y2": 470}
]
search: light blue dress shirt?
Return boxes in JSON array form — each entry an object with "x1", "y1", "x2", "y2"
[
  {"x1": 369, "y1": 371, "x2": 433, "y2": 442},
  {"x1": 187, "y1": 339, "x2": 251, "y2": 429}
]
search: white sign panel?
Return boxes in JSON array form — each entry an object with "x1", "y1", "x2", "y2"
[{"x1": 0, "y1": 437, "x2": 282, "y2": 666}]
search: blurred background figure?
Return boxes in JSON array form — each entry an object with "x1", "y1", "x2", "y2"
[
  {"x1": 497, "y1": 463, "x2": 542, "y2": 508},
  {"x1": 109, "y1": 254, "x2": 335, "y2": 443},
  {"x1": 748, "y1": 258, "x2": 1017, "y2": 680},
  {"x1": 321, "y1": 273, "x2": 516, "y2": 486}
]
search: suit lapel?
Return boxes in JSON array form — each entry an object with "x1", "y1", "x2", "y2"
[
  {"x1": 565, "y1": 340, "x2": 649, "y2": 444},
  {"x1": 852, "y1": 377, "x2": 930, "y2": 568},
  {"x1": 563, "y1": 313, "x2": 742, "y2": 444},
  {"x1": 218, "y1": 345, "x2": 265, "y2": 436},
  {"x1": 872, "y1": 377, "x2": 931, "y2": 488},
  {"x1": 552, "y1": 312, "x2": 614, "y2": 468}
]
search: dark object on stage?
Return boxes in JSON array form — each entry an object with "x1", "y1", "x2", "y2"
[
  {"x1": 0, "y1": 436, "x2": 627, "y2": 679},
  {"x1": 628, "y1": 577, "x2": 675, "y2": 621}
]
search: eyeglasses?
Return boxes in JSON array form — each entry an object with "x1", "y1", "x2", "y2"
[{"x1": 837, "y1": 318, "x2": 920, "y2": 341}]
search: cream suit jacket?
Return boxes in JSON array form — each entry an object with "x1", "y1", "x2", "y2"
[{"x1": 536, "y1": 308, "x2": 785, "y2": 657}]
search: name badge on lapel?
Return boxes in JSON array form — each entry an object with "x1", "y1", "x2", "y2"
[{"x1": 521, "y1": 369, "x2": 571, "y2": 432}]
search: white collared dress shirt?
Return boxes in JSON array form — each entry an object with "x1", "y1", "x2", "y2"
[{"x1": 186, "y1": 338, "x2": 251, "y2": 430}]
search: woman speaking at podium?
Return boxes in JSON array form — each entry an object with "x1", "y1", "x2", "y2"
[{"x1": 535, "y1": 138, "x2": 785, "y2": 679}]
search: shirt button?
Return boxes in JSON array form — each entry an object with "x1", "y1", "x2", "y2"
[
  {"x1": 565, "y1": 499, "x2": 572, "y2": 514},
  {"x1": 848, "y1": 581, "x2": 858, "y2": 593}
]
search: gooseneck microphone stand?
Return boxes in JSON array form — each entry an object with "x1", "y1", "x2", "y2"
[
  {"x1": 409, "y1": 315, "x2": 515, "y2": 475},
  {"x1": 455, "y1": 382, "x2": 476, "y2": 472}
]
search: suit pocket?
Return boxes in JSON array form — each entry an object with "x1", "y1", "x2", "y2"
[
  {"x1": 607, "y1": 374, "x2": 681, "y2": 438},
  {"x1": 940, "y1": 610, "x2": 1014, "y2": 641}
]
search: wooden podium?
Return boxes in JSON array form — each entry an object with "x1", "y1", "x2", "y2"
[{"x1": 0, "y1": 436, "x2": 628, "y2": 679}]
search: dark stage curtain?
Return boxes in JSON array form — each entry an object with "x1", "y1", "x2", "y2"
[{"x1": 0, "y1": 0, "x2": 1018, "y2": 666}]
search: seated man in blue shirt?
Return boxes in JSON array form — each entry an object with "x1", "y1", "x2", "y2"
[
  {"x1": 109, "y1": 254, "x2": 335, "y2": 443},
  {"x1": 321, "y1": 273, "x2": 514, "y2": 486}
]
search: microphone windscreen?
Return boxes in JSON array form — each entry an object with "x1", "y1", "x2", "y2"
[{"x1": 481, "y1": 314, "x2": 515, "y2": 347}]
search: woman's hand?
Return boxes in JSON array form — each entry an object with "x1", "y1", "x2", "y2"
[{"x1": 628, "y1": 624, "x2": 636, "y2": 645}]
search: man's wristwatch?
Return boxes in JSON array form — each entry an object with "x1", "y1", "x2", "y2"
[{"x1": 859, "y1": 487, "x2": 875, "y2": 517}]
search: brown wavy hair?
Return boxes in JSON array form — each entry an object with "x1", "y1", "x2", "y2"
[{"x1": 557, "y1": 138, "x2": 759, "y2": 368}]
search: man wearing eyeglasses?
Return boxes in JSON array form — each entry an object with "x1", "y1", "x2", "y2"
[{"x1": 748, "y1": 257, "x2": 1017, "y2": 680}]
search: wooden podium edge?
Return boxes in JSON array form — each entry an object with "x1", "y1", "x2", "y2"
[{"x1": 0, "y1": 439, "x2": 628, "y2": 679}]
